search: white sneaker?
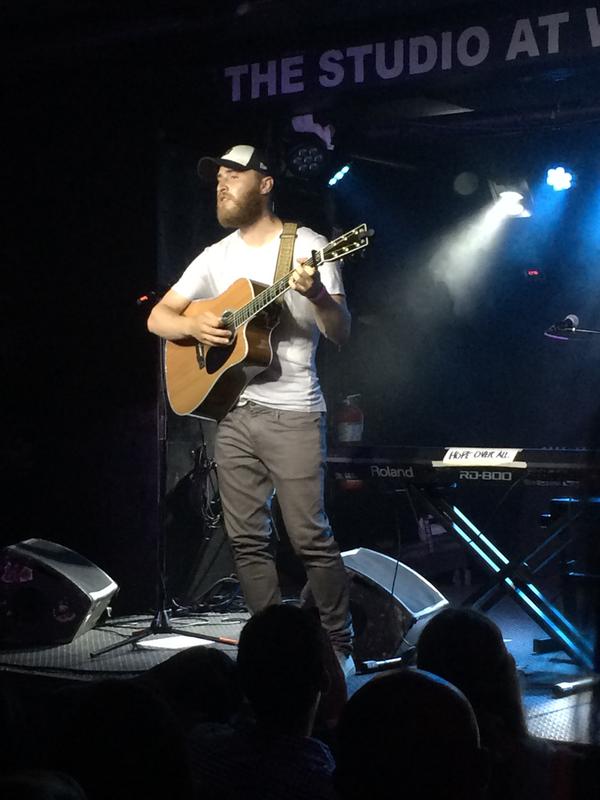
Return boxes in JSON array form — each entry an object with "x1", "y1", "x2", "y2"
[{"x1": 335, "y1": 651, "x2": 356, "y2": 679}]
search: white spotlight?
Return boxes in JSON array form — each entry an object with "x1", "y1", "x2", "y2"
[
  {"x1": 498, "y1": 191, "x2": 529, "y2": 217},
  {"x1": 489, "y1": 179, "x2": 532, "y2": 218}
]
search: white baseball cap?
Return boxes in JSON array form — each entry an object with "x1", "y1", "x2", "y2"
[{"x1": 197, "y1": 144, "x2": 272, "y2": 180}]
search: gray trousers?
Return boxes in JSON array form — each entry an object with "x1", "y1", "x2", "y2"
[{"x1": 215, "y1": 402, "x2": 353, "y2": 653}]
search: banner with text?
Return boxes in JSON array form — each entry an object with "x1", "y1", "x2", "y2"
[{"x1": 220, "y1": 5, "x2": 600, "y2": 104}]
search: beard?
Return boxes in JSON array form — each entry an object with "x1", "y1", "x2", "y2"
[{"x1": 217, "y1": 183, "x2": 265, "y2": 229}]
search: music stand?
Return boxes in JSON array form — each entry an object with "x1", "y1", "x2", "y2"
[{"x1": 90, "y1": 296, "x2": 238, "y2": 657}]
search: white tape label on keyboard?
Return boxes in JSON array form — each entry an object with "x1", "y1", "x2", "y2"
[{"x1": 433, "y1": 447, "x2": 527, "y2": 468}]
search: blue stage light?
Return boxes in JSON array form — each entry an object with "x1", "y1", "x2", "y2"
[
  {"x1": 328, "y1": 164, "x2": 350, "y2": 187},
  {"x1": 546, "y1": 166, "x2": 574, "y2": 191}
]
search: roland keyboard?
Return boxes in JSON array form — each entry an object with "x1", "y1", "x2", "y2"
[{"x1": 328, "y1": 444, "x2": 600, "y2": 487}]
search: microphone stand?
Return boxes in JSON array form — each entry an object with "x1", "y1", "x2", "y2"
[{"x1": 90, "y1": 293, "x2": 238, "y2": 657}]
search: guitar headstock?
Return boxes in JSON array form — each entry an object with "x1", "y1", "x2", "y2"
[{"x1": 322, "y1": 223, "x2": 373, "y2": 262}]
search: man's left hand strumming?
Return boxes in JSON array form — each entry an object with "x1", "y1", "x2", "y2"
[
  {"x1": 289, "y1": 257, "x2": 322, "y2": 298},
  {"x1": 291, "y1": 257, "x2": 351, "y2": 345}
]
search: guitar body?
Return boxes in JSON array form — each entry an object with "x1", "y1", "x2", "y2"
[
  {"x1": 165, "y1": 278, "x2": 279, "y2": 420},
  {"x1": 163, "y1": 223, "x2": 372, "y2": 420}
]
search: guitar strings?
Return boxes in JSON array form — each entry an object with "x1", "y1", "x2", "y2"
[{"x1": 231, "y1": 226, "x2": 368, "y2": 329}]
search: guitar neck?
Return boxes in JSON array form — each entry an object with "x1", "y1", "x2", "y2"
[
  {"x1": 232, "y1": 252, "x2": 323, "y2": 328},
  {"x1": 228, "y1": 223, "x2": 371, "y2": 328}
]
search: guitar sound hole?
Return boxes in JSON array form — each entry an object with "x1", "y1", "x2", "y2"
[{"x1": 205, "y1": 341, "x2": 236, "y2": 374}]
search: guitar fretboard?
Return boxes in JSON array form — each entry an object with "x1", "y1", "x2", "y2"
[
  {"x1": 228, "y1": 223, "x2": 369, "y2": 328},
  {"x1": 231, "y1": 254, "x2": 322, "y2": 328}
]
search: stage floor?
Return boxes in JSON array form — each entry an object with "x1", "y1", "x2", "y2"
[{"x1": 0, "y1": 592, "x2": 597, "y2": 746}]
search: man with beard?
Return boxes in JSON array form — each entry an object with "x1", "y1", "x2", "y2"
[{"x1": 147, "y1": 145, "x2": 354, "y2": 677}]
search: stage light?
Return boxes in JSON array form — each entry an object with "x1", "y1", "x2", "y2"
[
  {"x1": 489, "y1": 179, "x2": 532, "y2": 218},
  {"x1": 546, "y1": 166, "x2": 574, "y2": 191},
  {"x1": 498, "y1": 190, "x2": 530, "y2": 218},
  {"x1": 453, "y1": 171, "x2": 480, "y2": 196},
  {"x1": 328, "y1": 164, "x2": 350, "y2": 187},
  {"x1": 284, "y1": 114, "x2": 336, "y2": 181},
  {"x1": 286, "y1": 134, "x2": 328, "y2": 178}
]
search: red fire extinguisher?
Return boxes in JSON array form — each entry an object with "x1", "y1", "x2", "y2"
[
  {"x1": 336, "y1": 394, "x2": 364, "y2": 443},
  {"x1": 335, "y1": 394, "x2": 364, "y2": 490}
]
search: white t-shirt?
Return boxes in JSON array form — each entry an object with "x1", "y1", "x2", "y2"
[{"x1": 171, "y1": 226, "x2": 345, "y2": 412}]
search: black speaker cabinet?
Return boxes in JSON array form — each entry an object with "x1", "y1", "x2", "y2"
[
  {"x1": 0, "y1": 539, "x2": 119, "y2": 646},
  {"x1": 342, "y1": 548, "x2": 449, "y2": 663}
]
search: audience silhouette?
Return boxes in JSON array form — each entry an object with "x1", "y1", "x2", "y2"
[
  {"x1": 0, "y1": 673, "x2": 27, "y2": 774},
  {"x1": 416, "y1": 607, "x2": 597, "y2": 799},
  {"x1": 36, "y1": 677, "x2": 195, "y2": 800},
  {"x1": 187, "y1": 603, "x2": 339, "y2": 799},
  {"x1": 0, "y1": 769, "x2": 88, "y2": 799},
  {"x1": 3, "y1": 598, "x2": 599, "y2": 798},
  {"x1": 334, "y1": 666, "x2": 489, "y2": 800},
  {"x1": 135, "y1": 644, "x2": 243, "y2": 733}
]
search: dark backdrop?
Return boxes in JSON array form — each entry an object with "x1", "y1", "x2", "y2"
[{"x1": 4, "y1": 53, "x2": 161, "y2": 612}]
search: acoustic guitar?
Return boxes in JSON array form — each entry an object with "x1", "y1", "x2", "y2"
[{"x1": 165, "y1": 223, "x2": 372, "y2": 420}]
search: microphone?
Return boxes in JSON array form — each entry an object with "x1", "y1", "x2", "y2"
[
  {"x1": 553, "y1": 314, "x2": 579, "y2": 331},
  {"x1": 547, "y1": 314, "x2": 579, "y2": 334},
  {"x1": 545, "y1": 313, "x2": 600, "y2": 339}
]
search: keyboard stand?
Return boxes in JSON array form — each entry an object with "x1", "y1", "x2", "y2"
[
  {"x1": 406, "y1": 483, "x2": 596, "y2": 670},
  {"x1": 463, "y1": 496, "x2": 598, "y2": 609}
]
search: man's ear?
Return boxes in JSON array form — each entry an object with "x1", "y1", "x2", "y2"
[{"x1": 260, "y1": 175, "x2": 274, "y2": 195}]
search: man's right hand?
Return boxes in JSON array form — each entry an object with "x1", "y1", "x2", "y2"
[
  {"x1": 186, "y1": 310, "x2": 233, "y2": 347},
  {"x1": 147, "y1": 288, "x2": 234, "y2": 346}
]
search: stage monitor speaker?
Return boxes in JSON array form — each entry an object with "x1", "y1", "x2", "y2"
[
  {"x1": 342, "y1": 548, "x2": 449, "y2": 663},
  {"x1": 0, "y1": 538, "x2": 119, "y2": 646}
]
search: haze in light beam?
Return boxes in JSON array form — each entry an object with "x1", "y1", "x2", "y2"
[{"x1": 424, "y1": 202, "x2": 508, "y2": 315}]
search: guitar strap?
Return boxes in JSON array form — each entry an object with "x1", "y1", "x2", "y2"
[{"x1": 272, "y1": 221, "x2": 298, "y2": 304}]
